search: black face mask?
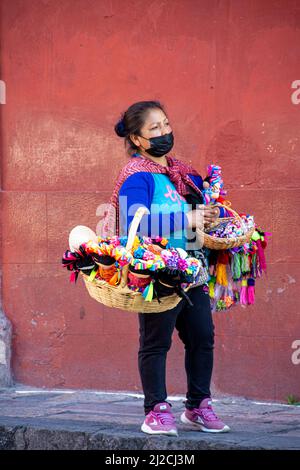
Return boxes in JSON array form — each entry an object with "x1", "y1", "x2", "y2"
[{"x1": 139, "y1": 131, "x2": 174, "y2": 157}]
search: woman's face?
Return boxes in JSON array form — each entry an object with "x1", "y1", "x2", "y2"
[{"x1": 130, "y1": 108, "x2": 172, "y2": 151}]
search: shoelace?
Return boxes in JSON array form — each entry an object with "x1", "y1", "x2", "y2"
[
  {"x1": 195, "y1": 405, "x2": 219, "y2": 422},
  {"x1": 152, "y1": 411, "x2": 175, "y2": 425}
]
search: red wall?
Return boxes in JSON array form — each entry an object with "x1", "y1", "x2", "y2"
[{"x1": 1, "y1": 0, "x2": 300, "y2": 402}]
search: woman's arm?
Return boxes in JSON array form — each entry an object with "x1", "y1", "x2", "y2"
[{"x1": 119, "y1": 172, "x2": 153, "y2": 236}]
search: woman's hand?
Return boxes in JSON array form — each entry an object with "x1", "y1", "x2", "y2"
[
  {"x1": 203, "y1": 205, "x2": 220, "y2": 225},
  {"x1": 186, "y1": 205, "x2": 220, "y2": 228}
]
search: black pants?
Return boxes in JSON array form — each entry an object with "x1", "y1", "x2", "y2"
[{"x1": 138, "y1": 284, "x2": 215, "y2": 415}]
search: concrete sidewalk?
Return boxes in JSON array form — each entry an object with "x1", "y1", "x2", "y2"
[{"x1": 0, "y1": 386, "x2": 299, "y2": 450}]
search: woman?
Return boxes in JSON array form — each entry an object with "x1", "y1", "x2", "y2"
[{"x1": 104, "y1": 100, "x2": 230, "y2": 436}]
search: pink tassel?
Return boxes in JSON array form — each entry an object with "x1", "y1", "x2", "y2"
[
  {"x1": 69, "y1": 271, "x2": 78, "y2": 283},
  {"x1": 256, "y1": 239, "x2": 267, "y2": 272},
  {"x1": 247, "y1": 278, "x2": 255, "y2": 304},
  {"x1": 239, "y1": 279, "x2": 248, "y2": 305},
  {"x1": 261, "y1": 232, "x2": 272, "y2": 249}
]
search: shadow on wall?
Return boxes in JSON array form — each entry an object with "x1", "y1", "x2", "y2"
[{"x1": 205, "y1": 120, "x2": 263, "y2": 189}]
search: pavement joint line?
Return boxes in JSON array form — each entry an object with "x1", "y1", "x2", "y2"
[{"x1": 12, "y1": 389, "x2": 296, "y2": 407}]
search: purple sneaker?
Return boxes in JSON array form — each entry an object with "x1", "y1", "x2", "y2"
[
  {"x1": 141, "y1": 402, "x2": 178, "y2": 436},
  {"x1": 180, "y1": 398, "x2": 230, "y2": 433}
]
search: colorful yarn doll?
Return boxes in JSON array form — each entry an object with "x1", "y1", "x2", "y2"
[
  {"x1": 65, "y1": 225, "x2": 100, "y2": 281},
  {"x1": 127, "y1": 243, "x2": 166, "y2": 301},
  {"x1": 153, "y1": 248, "x2": 199, "y2": 306},
  {"x1": 153, "y1": 269, "x2": 181, "y2": 300},
  {"x1": 202, "y1": 165, "x2": 227, "y2": 206},
  {"x1": 61, "y1": 245, "x2": 96, "y2": 283},
  {"x1": 83, "y1": 239, "x2": 132, "y2": 285},
  {"x1": 127, "y1": 264, "x2": 153, "y2": 301},
  {"x1": 92, "y1": 252, "x2": 119, "y2": 285}
]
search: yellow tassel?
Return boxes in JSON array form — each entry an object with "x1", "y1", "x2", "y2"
[
  {"x1": 208, "y1": 281, "x2": 215, "y2": 298},
  {"x1": 88, "y1": 268, "x2": 98, "y2": 281},
  {"x1": 208, "y1": 275, "x2": 216, "y2": 298},
  {"x1": 216, "y1": 263, "x2": 228, "y2": 286},
  {"x1": 108, "y1": 271, "x2": 119, "y2": 286}
]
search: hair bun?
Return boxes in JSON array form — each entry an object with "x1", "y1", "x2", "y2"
[{"x1": 114, "y1": 118, "x2": 127, "y2": 137}]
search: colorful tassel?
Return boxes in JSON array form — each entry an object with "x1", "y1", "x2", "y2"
[
  {"x1": 69, "y1": 271, "x2": 78, "y2": 283},
  {"x1": 256, "y1": 239, "x2": 267, "y2": 272},
  {"x1": 208, "y1": 275, "x2": 216, "y2": 298},
  {"x1": 88, "y1": 267, "x2": 98, "y2": 281},
  {"x1": 247, "y1": 278, "x2": 255, "y2": 304},
  {"x1": 142, "y1": 281, "x2": 154, "y2": 302},
  {"x1": 216, "y1": 263, "x2": 228, "y2": 286},
  {"x1": 250, "y1": 252, "x2": 258, "y2": 278},
  {"x1": 241, "y1": 253, "x2": 251, "y2": 275},
  {"x1": 231, "y1": 252, "x2": 242, "y2": 280},
  {"x1": 240, "y1": 279, "x2": 248, "y2": 305},
  {"x1": 216, "y1": 251, "x2": 229, "y2": 286},
  {"x1": 108, "y1": 270, "x2": 120, "y2": 286}
]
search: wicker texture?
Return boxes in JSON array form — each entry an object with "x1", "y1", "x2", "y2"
[
  {"x1": 80, "y1": 207, "x2": 190, "y2": 313},
  {"x1": 197, "y1": 203, "x2": 255, "y2": 250}
]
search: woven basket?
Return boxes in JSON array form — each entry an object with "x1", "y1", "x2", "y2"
[
  {"x1": 197, "y1": 203, "x2": 255, "y2": 250},
  {"x1": 80, "y1": 207, "x2": 192, "y2": 313}
]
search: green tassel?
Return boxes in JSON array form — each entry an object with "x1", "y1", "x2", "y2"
[
  {"x1": 208, "y1": 275, "x2": 216, "y2": 298},
  {"x1": 232, "y1": 253, "x2": 242, "y2": 280},
  {"x1": 252, "y1": 252, "x2": 257, "y2": 278},
  {"x1": 142, "y1": 282, "x2": 154, "y2": 302},
  {"x1": 241, "y1": 253, "x2": 250, "y2": 274},
  {"x1": 251, "y1": 230, "x2": 261, "y2": 241},
  {"x1": 88, "y1": 268, "x2": 98, "y2": 281}
]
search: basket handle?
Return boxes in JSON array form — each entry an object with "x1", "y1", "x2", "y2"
[
  {"x1": 214, "y1": 202, "x2": 243, "y2": 225},
  {"x1": 120, "y1": 206, "x2": 149, "y2": 288}
]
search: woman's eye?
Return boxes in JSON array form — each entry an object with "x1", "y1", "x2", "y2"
[{"x1": 150, "y1": 123, "x2": 170, "y2": 130}]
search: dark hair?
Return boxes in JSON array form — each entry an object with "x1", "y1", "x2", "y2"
[{"x1": 114, "y1": 100, "x2": 167, "y2": 156}]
